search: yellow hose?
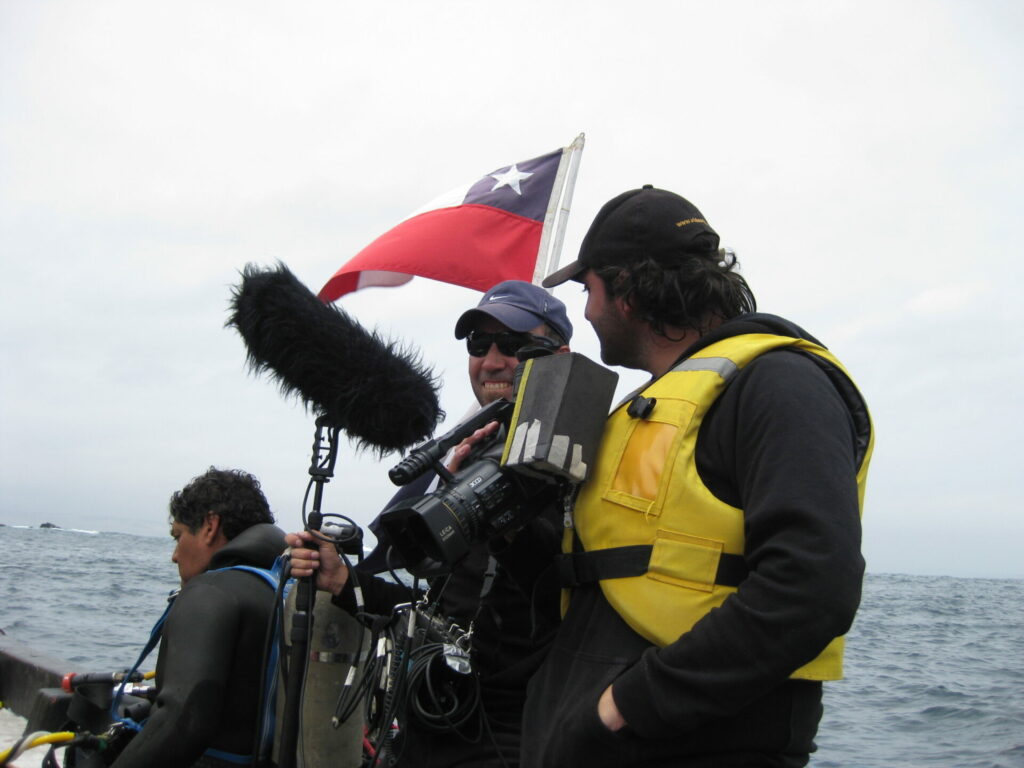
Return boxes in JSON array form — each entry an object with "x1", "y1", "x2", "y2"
[{"x1": 0, "y1": 730, "x2": 76, "y2": 764}]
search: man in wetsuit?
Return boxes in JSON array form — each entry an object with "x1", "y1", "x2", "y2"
[
  {"x1": 522, "y1": 186, "x2": 873, "y2": 767},
  {"x1": 288, "y1": 280, "x2": 571, "y2": 767},
  {"x1": 112, "y1": 467, "x2": 287, "y2": 768}
]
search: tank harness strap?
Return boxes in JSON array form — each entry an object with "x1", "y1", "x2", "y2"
[
  {"x1": 200, "y1": 561, "x2": 285, "y2": 766},
  {"x1": 212, "y1": 564, "x2": 280, "y2": 590},
  {"x1": 203, "y1": 558, "x2": 288, "y2": 767},
  {"x1": 556, "y1": 545, "x2": 749, "y2": 589}
]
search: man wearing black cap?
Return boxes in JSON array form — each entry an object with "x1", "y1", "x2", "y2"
[
  {"x1": 288, "y1": 280, "x2": 570, "y2": 768},
  {"x1": 523, "y1": 187, "x2": 874, "y2": 767}
]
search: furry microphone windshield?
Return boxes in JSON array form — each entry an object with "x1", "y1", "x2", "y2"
[{"x1": 227, "y1": 263, "x2": 443, "y2": 455}]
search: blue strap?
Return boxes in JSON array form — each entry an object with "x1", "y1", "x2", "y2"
[
  {"x1": 204, "y1": 557, "x2": 291, "y2": 764},
  {"x1": 110, "y1": 588, "x2": 179, "y2": 729},
  {"x1": 207, "y1": 563, "x2": 279, "y2": 590}
]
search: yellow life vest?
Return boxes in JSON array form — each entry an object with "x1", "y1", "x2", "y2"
[{"x1": 563, "y1": 333, "x2": 873, "y2": 681}]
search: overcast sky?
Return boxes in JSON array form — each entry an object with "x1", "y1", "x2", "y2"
[{"x1": 1, "y1": 1, "x2": 1021, "y2": 578}]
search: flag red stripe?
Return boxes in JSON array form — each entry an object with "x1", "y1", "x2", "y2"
[{"x1": 318, "y1": 205, "x2": 541, "y2": 301}]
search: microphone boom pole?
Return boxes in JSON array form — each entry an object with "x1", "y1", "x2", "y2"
[
  {"x1": 227, "y1": 262, "x2": 443, "y2": 767},
  {"x1": 278, "y1": 416, "x2": 339, "y2": 768}
]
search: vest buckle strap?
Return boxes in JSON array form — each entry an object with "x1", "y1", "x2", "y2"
[
  {"x1": 557, "y1": 546, "x2": 749, "y2": 588},
  {"x1": 557, "y1": 545, "x2": 653, "y2": 587}
]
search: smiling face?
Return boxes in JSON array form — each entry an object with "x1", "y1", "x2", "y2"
[{"x1": 466, "y1": 316, "x2": 550, "y2": 405}]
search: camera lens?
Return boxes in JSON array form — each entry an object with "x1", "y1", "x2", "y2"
[{"x1": 379, "y1": 459, "x2": 519, "y2": 576}]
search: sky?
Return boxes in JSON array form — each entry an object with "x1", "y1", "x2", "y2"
[{"x1": 1, "y1": 0, "x2": 1021, "y2": 579}]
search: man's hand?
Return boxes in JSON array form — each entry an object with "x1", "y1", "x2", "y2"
[
  {"x1": 598, "y1": 684, "x2": 627, "y2": 732},
  {"x1": 284, "y1": 531, "x2": 349, "y2": 596},
  {"x1": 446, "y1": 420, "x2": 501, "y2": 474}
]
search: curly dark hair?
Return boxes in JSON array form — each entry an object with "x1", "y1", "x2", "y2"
[
  {"x1": 168, "y1": 467, "x2": 275, "y2": 540},
  {"x1": 594, "y1": 248, "x2": 756, "y2": 339}
]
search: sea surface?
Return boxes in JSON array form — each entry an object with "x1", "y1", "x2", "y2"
[{"x1": 1, "y1": 526, "x2": 1022, "y2": 767}]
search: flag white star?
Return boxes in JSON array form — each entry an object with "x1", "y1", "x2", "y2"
[{"x1": 490, "y1": 164, "x2": 533, "y2": 195}]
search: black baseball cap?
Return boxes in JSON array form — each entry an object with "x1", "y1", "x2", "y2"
[
  {"x1": 454, "y1": 280, "x2": 573, "y2": 342},
  {"x1": 542, "y1": 185, "x2": 720, "y2": 287}
]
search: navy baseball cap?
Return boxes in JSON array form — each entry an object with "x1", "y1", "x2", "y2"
[
  {"x1": 454, "y1": 280, "x2": 573, "y2": 342},
  {"x1": 542, "y1": 185, "x2": 720, "y2": 287}
]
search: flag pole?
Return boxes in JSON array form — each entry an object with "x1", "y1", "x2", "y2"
[{"x1": 533, "y1": 133, "x2": 585, "y2": 286}]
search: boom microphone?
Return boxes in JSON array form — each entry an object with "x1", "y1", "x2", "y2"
[{"x1": 227, "y1": 263, "x2": 443, "y2": 454}]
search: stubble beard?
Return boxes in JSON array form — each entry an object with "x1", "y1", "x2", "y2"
[{"x1": 595, "y1": 306, "x2": 642, "y2": 370}]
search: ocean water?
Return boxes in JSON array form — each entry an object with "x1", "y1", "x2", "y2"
[
  {"x1": 0, "y1": 527, "x2": 178, "y2": 667},
  {"x1": 1, "y1": 526, "x2": 1022, "y2": 767}
]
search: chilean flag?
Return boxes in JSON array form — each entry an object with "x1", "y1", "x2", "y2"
[{"x1": 318, "y1": 146, "x2": 574, "y2": 302}]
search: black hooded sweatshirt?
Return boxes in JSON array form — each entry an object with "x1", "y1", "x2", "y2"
[{"x1": 519, "y1": 313, "x2": 868, "y2": 768}]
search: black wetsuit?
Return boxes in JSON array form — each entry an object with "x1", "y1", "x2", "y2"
[
  {"x1": 112, "y1": 523, "x2": 287, "y2": 768},
  {"x1": 521, "y1": 314, "x2": 867, "y2": 768}
]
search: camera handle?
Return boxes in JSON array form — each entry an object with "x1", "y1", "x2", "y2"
[
  {"x1": 388, "y1": 346, "x2": 552, "y2": 487},
  {"x1": 388, "y1": 399, "x2": 513, "y2": 486}
]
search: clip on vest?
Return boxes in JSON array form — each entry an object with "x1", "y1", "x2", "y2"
[{"x1": 627, "y1": 396, "x2": 657, "y2": 419}]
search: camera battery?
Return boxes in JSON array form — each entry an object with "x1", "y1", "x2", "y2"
[{"x1": 501, "y1": 352, "x2": 618, "y2": 483}]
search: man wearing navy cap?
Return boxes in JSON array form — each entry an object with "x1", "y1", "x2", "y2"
[
  {"x1": 289, "y1": 280, "x2": 570, "y2": 768},
  {"x1": 455, "y1": 279, "x2": 573, "y2": 407},
  {"x1": 523, "y1": 187, "x2": 873, "y2": 767}
]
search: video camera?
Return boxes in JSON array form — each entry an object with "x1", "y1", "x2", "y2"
[{"x1": 379, "y1": 351, "x2": 618, "y2": 577}]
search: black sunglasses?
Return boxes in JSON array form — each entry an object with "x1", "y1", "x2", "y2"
[{"x1": 466, "y1": 330, "x2": 558, "y2": 358}]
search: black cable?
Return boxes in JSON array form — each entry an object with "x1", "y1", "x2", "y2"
[
  {"x1": 385, "y1": 545, "x2": 421, "y2": 604},
  {"x1": 406, "y1": 644, "x2": 480, "y2": 736},
  {"x1": 475, "y1": 693, "x2": 514, "y2": 768},
  {"x1": 282, "y1": 477, "x2": 317, "y2": 693},
  {"x1": 296, "y1": 576, "x2": 316, "y2": 767},
  {"x1": 300, "y1": 476, "x2": 315, "y2": 527},
  {"x1": 310, "y1": 545, "x2": 491, "y2": 766},
  {"x1": 332, "y1": 620, "x2": 386, "y2": 726},
  {"x1": 327, "y1": 551, "x2": 369, "y2": 727},
  {"x1": 367, "y1": 620, "x2": 414, "y2": 765},
  {"x1": 363, "y1": 549, "x2": 436, "y2": 764},
  {"x1": 41, "y1": 744, "x2": 61, "y2": 768}
]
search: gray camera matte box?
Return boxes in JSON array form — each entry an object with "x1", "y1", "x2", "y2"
[{"x1": 500, "y1": 352, "x2": 618, "y2": 483}]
